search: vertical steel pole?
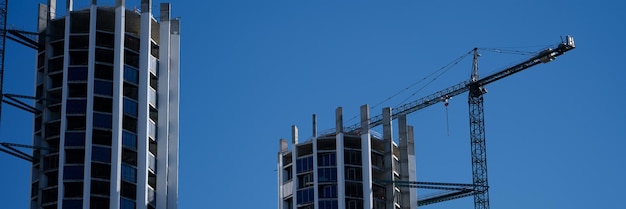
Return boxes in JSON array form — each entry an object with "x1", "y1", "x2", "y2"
[{"x1": 469, "y1": 48, "x2": 490, "y2": 209}]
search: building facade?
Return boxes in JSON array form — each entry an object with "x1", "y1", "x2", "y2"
[
  {"x1": 30, "y1": 0, "x2": 179, "y2": 208},
  {"x1": 278, "y1": 106, "x2": 417, "y2": 209}
]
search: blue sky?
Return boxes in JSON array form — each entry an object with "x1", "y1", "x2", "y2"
[{"x1": 1, "y1": 0, "x2": 625, "y2": 209}]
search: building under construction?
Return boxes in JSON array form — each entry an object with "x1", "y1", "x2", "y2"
[
  {"x1": 277, "y1": 36, "x2": 575, "y2": 209},
  {"x1": 278, "y1": 106, "x2": 417, "y2": 209}
]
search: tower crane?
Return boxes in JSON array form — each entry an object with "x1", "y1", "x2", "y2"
[{"x1": 346, "y1": 36, "x2": 576, "y2": 209}]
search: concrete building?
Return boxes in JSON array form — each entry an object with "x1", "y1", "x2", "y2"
[
  {"x1": 277, "y1": 105, "x2": 417, "y2": 209},
  {"x1": 29, "y1": 0, "x2": 179, "y2": 208}
]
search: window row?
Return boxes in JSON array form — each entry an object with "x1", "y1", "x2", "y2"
[
  {"x1": 296, "y1": 188, "x2": 314, "y2": 205},
  {"x1": 318, "y1": 153, "x2": 336, "y2": 167},
  {"x1": 296, "y1": 156, "x2": 313, "y2": 173},
  {"x1": 319, "y1": 185, "x2": 337, "y2": 199},
  {"x1": 318, "y1": 168, "x2": 337, "y2": 183}
]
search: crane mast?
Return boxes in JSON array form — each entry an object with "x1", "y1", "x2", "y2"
[{"x1": 345, "y1": 36, "x2": 575, "y2": 209}]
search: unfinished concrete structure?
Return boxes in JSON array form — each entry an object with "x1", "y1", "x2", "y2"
[
  {"x1": 29, "y1": 1, "x2": 179, "y2": 208},
  {"x1": 277, "y1": 105, "x2": 417, "y2": 209}
]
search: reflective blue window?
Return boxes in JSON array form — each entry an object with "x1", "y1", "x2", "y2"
[
  {"x1": 123, "y1": 98, "x2": 138, "y2": 117},
  {"x1": 319, "y1": 200, "x2": 339, "y2": 209},
  {"x1": 92, "y1": 146, "x2": 111, "y2": 163},
  {"x1": 318, "y1": 168, "x2": 337, "y2": 182},
  {"x1": 122, "y1": 131, "x2": 137, "y2": 149},
  {"x1": 318, "y1": 153, "x2": 336, "y2": 166},
  {"x1": 296, "y1": 156, "x2": 313, "y2": 173},
  {"x1": 66, "y1": 99, "x2": 87, "y2": 114},
  {"x1": 94, "y1": 80, "x2": 113, "y2": 96},
  {"x1": 63, "y1": 165, "x2": 84, "y2": 180},
  {"x1": 296, "y1": 188, "x2": 314, "y2": 204},
  {"x1": 121, "y1": 198, "x2": 136, "y2": 209},
  {"x1": 65, "y1": 132, "x2": 85, "y2": 147},
  {"x1": 63, "y1": 199, "x2": 83, "y2": 209},
  {"x1": 124, "y1": 66, "x2": 139, "y2": 84},
  {"x1": 319, "y1": 185, "x2": 338, "y2": 198},
  {"x1": 121, "y1": 164, "x2": 137, "y2": 183},
  {"x1": 93, "y1": 113, "x2": 112, "y2": 129},
  {"x1": 68, "y1": 67, "x2": 88, "y2": 81}
]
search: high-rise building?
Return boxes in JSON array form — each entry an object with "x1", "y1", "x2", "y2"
[
  {"x1": 277, "y1": 106, "x2": 417, "y2": 209},
  {"x1": 30, "y1": 0, "x2": 179, "y2": 208}
]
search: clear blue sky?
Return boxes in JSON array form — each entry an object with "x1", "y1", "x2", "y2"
[{"x1": 1, "y1": 0, "x2": 625, "y2": 208}]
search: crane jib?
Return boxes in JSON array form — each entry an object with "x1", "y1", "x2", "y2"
[{"x1": 345, "y1": 36, "x2": 575, "y2": 133}]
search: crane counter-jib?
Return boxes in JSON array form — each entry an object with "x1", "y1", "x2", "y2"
[{"x1": 344, "y1": 35, "x2": 576, "y2": 133}]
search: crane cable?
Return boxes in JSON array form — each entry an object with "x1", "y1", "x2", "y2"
[
  {"x1": 393, "y1": 50, "x2": 473, "y2": 109},
  {"x1": 343, "y1": 50, "x2": 474, "y2": 126}
]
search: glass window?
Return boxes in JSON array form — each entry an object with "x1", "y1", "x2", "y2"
[
  {"x1": 122, "y1": 148, "x2": 137, "y2": 166},
  {"x1": 344, "y1": 150, "x2": 362, "y2": 165},
  {"x1": 124, "y1": 35, "x2": 140, "y2": 51},
  {"x1": 123, "y1": 115, "x2": 137, "y2": 132},
  {"x1": 124, "y1": 51, "x2": 139, "y2": 68},
  {"x1": 95, "y1": 64, "x2": 113, "y2": 80},
  {"x1": 318, "y1": 153, "x2": 336, "y2": 167},
  {"x1": 68, "y1": 67, "x2": 88, "y2": 81},
  {"x1": 123, "y1": 98, "x2": 138, "y2": 117},
  {"x1": 92, "y1": 130, "x2": 112, "y2": 146},
  {"x1": 65, "y1": 132, "x2": 85, "y2": 147},
  {"x1": 69, "y1": 51, "x2": 88, "y2": 65},
  {"x1": 121, "y1": 182, "x2": 136, "y2": 199},
  {"x1": 345, "y1": 167, "x2": 362, "y2": 181},
  {"x1": 68, "y1": 83, "x2": 88, "y2": 97},
  {"x1": 296, "y1": 156, "x2": 313, "y2": 173},
  {"x1": 95, "y1": 48, "x2": 114, "y2": 63},
  {"x1": 62, "y1": 199, "x2": 82, "y2": 209},
  {"x1": 66, "y1": 99, "x2": 87, "y2": 114},
  {"x1": 63, "y1": 165, "x2": 84, "y2": 180},
  {"x1": 93, "y1": 113, "x2": 112, "y2": 129},
  {"x1": 69, "y1": 35, "x2": 88, "y2": 49},
  {"x1": 65, "y1": 149, "x2": 85, "y2": 164},
  {"x1": 70, "y1": 12, "x2": 90, "y2": 33},
  {"x1": 96, "y1": 32, "x2": 114, "y2": 48},
  {"x1": 296, "y1": 188, "x2": 314, "y2": 204},
  {"x1": 148, "y1": 172, "x2": 156, "y2": 189},
  {"x1": 90, "y1": 196, "x2": 110, "y2": 209},
  {"x1": 91, "y1": 162, "x2": 111, "y2": 179},
  {"x1": 318, "y1": 168, "x2": 337, "y2": 182},
  {"x1": 122, "y1": 131, "x2": 137, "y2": 149},
  {"x1": 120, "y1": 198, "x2": 136, "y2": 209},
  {"x1": 94, "y1": 97, "x2": 113, "y2": 113},
  {"x1": 66, "y1": 116, "x2": 86, "y2": 130},
  {"x1": 123, "y1": 83, "x2": 138, "y2": 100},
  {"x1": 345, "y1": 182, "x2": 363, "y2": 198},
  {"x1": 318, "y1": 185, "x2": 338, "y2": 198},
  {"x1": 92, "y1": 146, "x2": 111, "y2": 163},
  {"x1": 90, "y1": 180, "x2": 110, "y2": 196},
  {"x1": 121, "y1": 164, "x2": 136, "y2": 183},
  {"x1": 94, "y1": 80, "x2": 113, "y2": 96},
  {"x1": 124, "y1": 66, "x2": 139, "y2": 84},
  {"x1": 319, "y1": 200, "x2": 339, "y2": 209}
]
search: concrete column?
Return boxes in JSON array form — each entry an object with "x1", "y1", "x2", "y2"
[
  {"x1": 407, "y1": 126, "x2": 417, "y2": 209},
  {"x1": 335, "y1": 107, "x2": 345, "y2": 208},
  {"x1": 360, "y1": 105, "x2": 373, "y2": 209},
  {"x1": 290, "y1": 132, "x2": 298, "y2": 209},
  {"x1": 82, "y1": 4, "x2": 99, "y2": 208},
  {"x1": 292, "y1": 125, "x2": 298, "y2": 145},
  {"x1": 167, "y1": 15, "x2": 181, "y2": 209},
  {"x1": 137, "y1": 0, "x2": 152, "y2": 208},
  {"x1": 382, "y1": 107, "x2": 396, "y2": 209},
  {"x1": 157, "y1": 3, "x2": 171, "y2": 208},
  {"x1": 110, "y1": 0, "x2": 126, "y2": 208},
  {"x1": 398, "y1": 115, "x2": 417, "y2": 209},
  {"x1": 277, "y1": 139, "x2": 287, "y2": 209},
  {"x1": 312, "y1": 114, "x2": 317, "y2": 138}
]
